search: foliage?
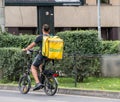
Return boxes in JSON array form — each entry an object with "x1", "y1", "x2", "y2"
[
  {"x1": 0, "y1": 32, "x2": 36, "y2": 48},
  {"x1": 102, "y1": 41, "x2": 120, "y2": 54},
  {"x1": 0, "y1": 31, "x2": 120, "y2": 82},
  {"x1": 57, "y1": 30, "x2": 102, "y2": 82},
  {"x1": 0, "y1": 47, "x2": 26, "y2": 81},
  {"x1": 57, "y1": 30, "x2": 102, "y2": 54}
]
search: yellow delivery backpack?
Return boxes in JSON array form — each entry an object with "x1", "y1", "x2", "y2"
[{"x1": 42, "y1": 36, "x2": 64, "y2": 60}]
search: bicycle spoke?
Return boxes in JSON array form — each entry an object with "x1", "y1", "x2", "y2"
[
  {"x1": 44, "y1": 76, "x2": 58, "y2": 96},
  {"x1": 19, "y1": 76, "x2": 31, "y2": 94}
]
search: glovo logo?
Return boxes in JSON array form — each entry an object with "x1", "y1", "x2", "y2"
[{"x1": 49, "y1": 48, "x2": 63, "y2": 52}]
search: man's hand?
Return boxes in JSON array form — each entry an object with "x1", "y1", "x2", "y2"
[
  {"x1": 22, "y1": 48, "x2": 27, "y2": 52},
  {"x1": 22, "y1": 42, "x2": 36, "y2": 52}
]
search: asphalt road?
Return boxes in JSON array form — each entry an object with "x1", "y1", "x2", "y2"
[{"x1": 0, "y1": 90, "x2": 119, "y2": 102}]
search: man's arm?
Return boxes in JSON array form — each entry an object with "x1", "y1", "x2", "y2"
[
  {"x1": 22, "y1": 42, "x2": 36, "y2": 51},
  {"x1": 22, "y1": 35, "x2": 42, "y2": 51}
]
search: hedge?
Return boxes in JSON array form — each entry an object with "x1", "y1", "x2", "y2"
[
  {"x1": 0, "y1": 47, "x2": 26, "y2": 81},
  {"x1": 56, "y1": 30, "x2": 102, "y2": 81},
  {"x1": 57, "y1": 30, "x2": 102, "y2": 54},
  {"x1": 0, "y1": 32, "x2": 36, "y2": 48},
  {"x1": 0, "y1": 31, "x2": 120, "y2": 82},
  {"x1": 102, "y1": 41, "x2": 120, "y2": 54}
]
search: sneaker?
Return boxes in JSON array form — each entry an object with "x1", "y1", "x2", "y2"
[{"x1": 33, "y1": 83, "x2": 44, "y2": 91}]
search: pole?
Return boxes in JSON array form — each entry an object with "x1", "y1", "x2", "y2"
[
  {"x1": 97, "y1": 0, "x2": 102, "y2": 40},
  {"x1": 0, "y1": 0, "x2": 5, "y2": 32},
  {"x1": 73, "y1": 53, "x2": 77, "y2": 87}
]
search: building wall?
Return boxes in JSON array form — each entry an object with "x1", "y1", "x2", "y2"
[
  {"x1": 86, "y1": 0, "x2": 96, "y2": 5},
  {"x1": 4, "y1": 0, "x2": 120, "y2": 40},
  {"x1": 86, "y1": 0, "x2": 120, "y2": 5},
  {"x1": 54, "y1": 6, "x2": 120, "y2": 27},
  {"x1": 5, "y1": 2, "x2": 120, "y2": 28},
  {"x1": 110, "y1": 0, "x2": 120, "y2": 5},
  {"x1": 5, "y1": 6, "x2": 37, "y2": 27}
]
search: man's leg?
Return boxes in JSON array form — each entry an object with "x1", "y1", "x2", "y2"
[
  {"x1": 31, "y1": 65, "x2": 44, "y2": 91},
  {"x1": 31, "y1": 65, "x2": 40, "y2": 84},
  {"x1": 31, "y1": 54, "x2": 44, "y2": 91},
  {"x1": 39, "y1": 64, "x2": 45, "y2": 84},
  {"x1": 39, "y1": 64, "x2": 43, "y2": 73}
]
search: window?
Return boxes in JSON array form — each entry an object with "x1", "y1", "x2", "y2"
[
  {"x1": 96, "y1": 0, "x2": 110, "y2": 5},
  {"x1": 101, "y1": 0, "x2": 109, "y2": 4}
]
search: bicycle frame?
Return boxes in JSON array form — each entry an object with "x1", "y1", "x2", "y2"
[{"x1": 19, "y1": 49, "x2": 59, "y2": 95}]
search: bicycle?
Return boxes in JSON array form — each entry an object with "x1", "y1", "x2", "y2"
[{"x1": 18, "y1": 49, "x2": 59, "y2": 96}]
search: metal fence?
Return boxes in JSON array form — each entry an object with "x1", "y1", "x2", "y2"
[
  {"x1": 1, "y1": 52, "x2": 120, "y2": 87},
  {"x1": 50, "y1": 53, "x2": 120, "y2": 87},
  {"x1": 45, "y1": 53, "x2": 102, "y2": 87}
]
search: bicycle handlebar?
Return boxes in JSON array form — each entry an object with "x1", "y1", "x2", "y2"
[
  {"x1": 26, "y1": 49, "x2": 40, "y2": 55},
  {"x1": 26, "y1": 49, "x2": 54, "y2": 66}
]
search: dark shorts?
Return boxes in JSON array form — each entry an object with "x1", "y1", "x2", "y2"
[{"x1": 32, "y1": 54, "x2": 45, "y2": 68}]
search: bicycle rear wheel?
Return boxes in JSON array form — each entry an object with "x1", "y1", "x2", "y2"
[
  {"x1": 44, "y1": 76, "x2": 58, "y2": 96},
  {"x1": 18, "y1": 75, "x2": 31, "y2": 94}
]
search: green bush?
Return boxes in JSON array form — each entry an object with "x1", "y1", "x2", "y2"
[
  {"x1": 0, "y1": 32, "x2": 36, "y2": 48},
  {"x1": 57, "y1": 30, "x2": 102, "y2": 82},
  {"x1": 0, "y1": 47, "x2": 26, "y2": 81},
  {"x1": 102, "y1": 41, "x2": 120, "y2": 54},
  {"x1": 0, "y1": 32, "x2": 37, "y2": 81},
  {"x1": 57, "y1": 30, "x2": 102, "y2": 54},
  {"x1": 0, "y1": 30, "x2": 120, "y2": 82}
]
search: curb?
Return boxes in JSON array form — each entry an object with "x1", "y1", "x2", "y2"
[
  {"x1": 57, "y1": 88, "x2": 120, "y2": 99},
  {"x1": 0, "y1": 85, "x2": 120, "y2": 99}
]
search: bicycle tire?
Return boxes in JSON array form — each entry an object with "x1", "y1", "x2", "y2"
[
  {"x1": 18, "y1": 75, "x2": 31, "y2": 94},
  {"x1": 44, "y1": 76, "x2": 58, "y2": 96}
]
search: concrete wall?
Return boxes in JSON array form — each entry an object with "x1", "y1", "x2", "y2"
[
  {"x1": 86, "y1": 0, "x2": 96, "y2": 5},
  {"x1": 110, "y1": 0, "x2": 120, "y2": 5},
  {"x1": 5, "y1": 6, "x2": 37, "y2": 27},
  {"x1": 5, "y1": 1, "x2": 120, "y2": 27},
  {"x1": 102, "y1": 55, "x2": 120, "y2": 77},
  {"x1": 54, "y1": 6, "x2": 120, "y2": 27},
  {"x1": 5, "y1": 1, "x2": 120, "y2": 28},
  {"x1": 86, "y1": 0, "x2": 120, "y2": 5}
]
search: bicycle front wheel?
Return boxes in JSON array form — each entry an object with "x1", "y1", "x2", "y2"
[
  {"x1": 18, "y1": 75, "x2": 31, "y2": 94},
  {"x1": 44, "y1": 76, "x2": 58, "y2": 96}
]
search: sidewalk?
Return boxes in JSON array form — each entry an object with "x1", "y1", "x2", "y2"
[{"x1": 0, "y1": 84, "x2": 120, "y2": 99}]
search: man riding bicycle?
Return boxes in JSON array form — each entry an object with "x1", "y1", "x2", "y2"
[{"x1": 22, "y1": 24, "x2": 50, "y2": 91}]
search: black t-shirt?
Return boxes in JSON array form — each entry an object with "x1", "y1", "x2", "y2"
[
  {"x1": 34, "y1": 35, "x2": 42, "y2": 50},
  {"x1": 34, "y1": 34, "x2": 49, "y2": 51}
]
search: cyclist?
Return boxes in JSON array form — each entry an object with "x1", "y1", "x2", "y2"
[{"x1": 22, "y1": 24, "x2": 50, "y2": 91}]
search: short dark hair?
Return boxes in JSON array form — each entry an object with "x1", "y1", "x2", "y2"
[{"x1": 42, "y1": 24, "x2": 50, "y2": 32}]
